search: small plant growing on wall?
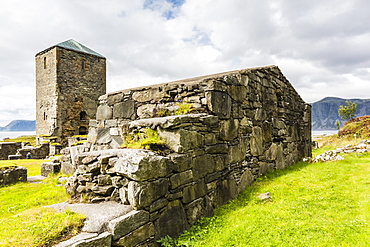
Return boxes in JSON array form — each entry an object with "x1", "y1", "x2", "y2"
[
  {"x1": 122, "y1": 127, "x2": 167, "y2": 152},
  {"x1": 174, "y1": 103, "x2": 193, "y2": 115},
  {"x1": 156, "y1": 102, "x2": 194, "y2": 117}
]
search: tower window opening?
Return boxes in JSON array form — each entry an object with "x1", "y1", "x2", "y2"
[
  {"x1": 79, "y1": 126, "x2": 87, "y2": 135},
  {"x1": 80, "y1": 111, "x2": 87, "y2": 120},
  {"x1": 81, "y1": 59, "x2": 85, "y2": 69},
  {"x1": 43, "y1": 57, "x2": 47, "y2": 69},
  {"x1": 43, "y1": 112, "x2": 47, "y2": 120}
]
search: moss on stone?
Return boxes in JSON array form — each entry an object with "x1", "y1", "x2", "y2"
[{"x1": 122, "y1": 128, "x2": 166, "y2": 151}]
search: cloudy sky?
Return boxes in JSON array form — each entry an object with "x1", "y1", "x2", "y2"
[{"x1": 1, "y1": 0, "x2": 369, "y2": 127}]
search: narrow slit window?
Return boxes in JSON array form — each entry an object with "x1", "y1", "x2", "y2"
[
  {"x1": 81, "y1": 59, "x2": 85, "y2": 69},
  {"x1": 80, "y1": 111, "x2": 87, "y2": 120},
  {"x1": 79, "y1": 126, "x2": 87, "y2": 135},
  {"x1": 43, "y1": 57, "x2": 47, "y2": 69},
  {"x1": 43, "y1": 112, "x2": 47, "y2": 120}
]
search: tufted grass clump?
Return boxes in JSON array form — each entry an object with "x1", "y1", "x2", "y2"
[
  {"x1": 157, "y1": 103, "x2": 194, "y2": 117},
  {"x1": 170, "y1": 152, "x2": 370, "y2": 247},
  {"x1": 174, "y1": 103, "x2": 193, "y2": 115},
  {"x1": 122, "y1": 127, "x2": 166, "y2": 151}
]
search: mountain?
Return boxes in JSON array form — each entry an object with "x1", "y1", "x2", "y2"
[
  {"x1": 311, "y1": 97, "x2": 370, "y2": 130},
  {"x1": 0, "y1": 120, "x2": 36, "y2": 131}
]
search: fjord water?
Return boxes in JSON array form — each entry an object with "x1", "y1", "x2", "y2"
[{"x1": 0, "y1": 131, "x2": 35, "y2": 140}]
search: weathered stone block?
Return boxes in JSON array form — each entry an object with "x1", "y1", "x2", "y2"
[
  {"x1": 182, "y1": 180, "x2": 207, "y2": 204},
  {"x1": 128, "y1": 179, "x2": 169, "y2": 209},
  {"x1": 204, "y1": 133, "x2": 217, "y2": 146},
  {"x1": 154, "y1": 200, "x2": 189, "y2": 239},
  {"x1": 119, "y1": 187, "x2": 129, "y2": 204},
  {"x1": 77, "y1": 173, "x2": 93, "y2": 183},
  {"x1": 170, "y1": 170, "x2": 193, "y2": 189},
  {"x1": 250, "y1": 126, "x2": 263, "y2": 156},
  {"x1": 96, "y1": 128, "x2": 112, "y2": 144},
  {"x1": 168, "y1": 153, "x2": 192, "y2": 172},
  {"x1": 158, "y1": 129, "x2": 204, "y2": 153},
  {"x1": 262, "y1": 121, "x2": 273, "y2": 142},
  {"x1": 219, "y1": 119, "x2": 239, "y2": 141},
  {"x1": 185, "y1": 196, "x2": 214, "y2": 225},
  {"x1": 137, "y1": 104, "x2": 156, "y2": 119},
  {"x1": 265, "y1": 143, "x2": 277, "y2": 161},
  {"x1": 41, "y1": 162, "x2": 61, "y2": 177},
  {"x1": 97, "y1": 174, "x2": 112, "y2": 185},
  {"x1": 206, "y1": 91, "x2": 232, "y2": 119},
  {"x1": 108, "y1": 210, "x2": 149, "y2": 240},
  {"x1": 228, "y1": 137, "x2": 249, "y2": 164},
  {"x1": 114, "y1": 150, "x2": 172, "y2": 181},
  {"x1": 81, "y1": 155, "x2": 98, "y2": 165},
  {"x1": 212, "y1": 177, "x2": 238, "y2": 207},
  {"x1": 113, "y1": 100, "x2": 135, "y2": 119},
  {"x1": 53, "y1": 232, "x2": 111, "y2": 247},
  {"x1": 238, "y1": 170, "x2": 254, "y2": 193},
  {"x1": 0, "y1": 166, "x2": 27, "y2": 186},
  {"x1": 112, "y1": 176, "x2": 128, "y2": 188},
  {"x1": 276, "y1": 144, "x2": 285, "y2": 169},
  {"x1": 75, "y1": 232, "x2": 112, "y2": 247},
  {"x1": 149, "y1": 198, "x2": 169, "y2": 213},
  {"x1": 92, "y1": 185, "x2": 114, "y2": 196},
  {"x1": 192, "y1": 155, "x2": 214, "y2": 181},
  {"x1": 227, "y1": 85, "x2": 248, "y2": 102},
  {"x1": 114, "y1": 223, "x2": 155, "y2": 247},
  {"x1": 96, "y1": 105, "x2": 113, "y2": 120}
]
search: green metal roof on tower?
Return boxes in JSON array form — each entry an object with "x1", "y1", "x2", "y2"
[{"x1": 56, "y1": 39, "x2": 105, "y2": 58}]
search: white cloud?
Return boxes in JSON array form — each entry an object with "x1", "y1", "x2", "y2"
[{"x1": 1, "y1": 0, "x2": 370, "y2": 124}]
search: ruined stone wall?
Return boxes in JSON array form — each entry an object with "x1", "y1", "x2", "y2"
[
  {"x1": 0, "y1": 142, "x2": 22, "y2": 160},
  {"x1": 0, "y1": 166, "x2": 27, "y2": 186},
  {"x1": 16, "y1": 143, "x2": 50, "y2": 159},
  {"x1": 36, "y1": 46, "x2": 106, "y2": 145},
  {"x1": 62, "y1": 66, "x2": 311, "y2": 246},
  {"x1": 90, "y1": 65, "x2": 311, "y2": 158}
]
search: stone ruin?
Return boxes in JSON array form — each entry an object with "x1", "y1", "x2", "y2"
[
  {"x1": 311, "y1": 141, "x2": 370, "y2": 162},
  {"x1": 0, "y1": 166, "x2": 27, "y2": 186},
  {"x1": 0, "y1": 141, "x2": 56, "y2": 160},
  {"x1": 58, "y1": 65, "x2": 312, "y2": 246}
]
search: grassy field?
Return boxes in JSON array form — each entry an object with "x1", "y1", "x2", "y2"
[
  {"x1": 0, "y1": 159, "x2": 45, "y2": 177},
  {"x1": 0, "y1": 160, "x2": 85, "y2": 247},
  {"x1": 172, "y1": 152, "x2": 370, "y2": 247}
]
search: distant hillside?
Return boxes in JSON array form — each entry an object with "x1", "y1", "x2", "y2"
[
  {"x1": 338, "y1": 115, "x2": 370, "y2": 138},
  {"x1": 0, "y1": 120, "x2": 36, "y2": 131},
  {"x1": 311, "y1": 97, "x2": 370, "y2": 130}
]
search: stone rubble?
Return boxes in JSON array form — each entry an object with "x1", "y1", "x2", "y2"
[{"x1": 311, "y1": 140, "x2": 370, "y2": 162}]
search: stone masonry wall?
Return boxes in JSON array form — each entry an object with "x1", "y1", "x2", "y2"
[
  {"x1": 89, "y1": 65, "x2": 311, "y2": 156},
  {"x1": 0, "y1": 142, "x2": 22, "y2": 160},
  {"x1": 62, "y1": 66, "x2": 311, "y2": 246},
  {"x1": 0, "y1": 166, "x2": 27, "y2": 186}
]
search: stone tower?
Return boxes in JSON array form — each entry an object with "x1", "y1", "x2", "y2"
[{"x1": 35, "y1": 39, "x2": 106, "y2": 145}]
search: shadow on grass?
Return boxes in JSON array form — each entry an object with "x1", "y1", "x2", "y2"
[
  {"x1": 176, "y1": 162, "x2": 315, "y2": 246},
  {"x1": 205, "y1": 160, "x2": 315, "y2": 219}
]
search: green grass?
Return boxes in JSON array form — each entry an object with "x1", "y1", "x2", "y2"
[
  {"x1": 0, "y1": 159, "x2": 84, "y2": 246},
  {"x1": 0, "y1": 135, "x2": 36, "y2": 146},
  {"x1": 174, "y1": 152, "x2": 370, "y2": 247},
  {"x1": 0, "y1": 176, "x2": 85, "y2": 246},
  {"x1": 0, "y1": 159, "x2": 45, "y2": 176},
  {"x1": 122, "y1": 127, "x2": 166, "y2": 150}
]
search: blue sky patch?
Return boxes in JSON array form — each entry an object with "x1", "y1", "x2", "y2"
[{"x1": 144, "y1": 0, "x2": 185, "y2": 19}]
